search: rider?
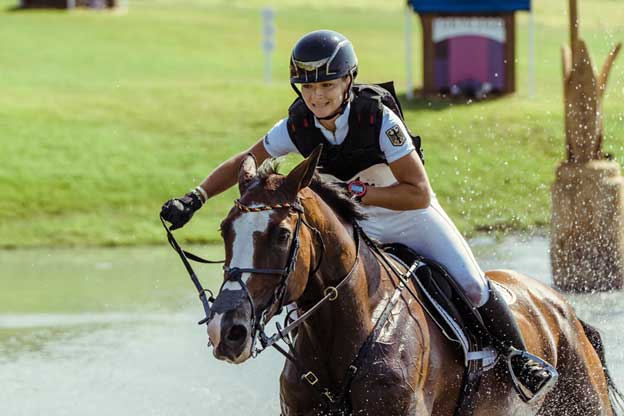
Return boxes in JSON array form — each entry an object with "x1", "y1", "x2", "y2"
[{"x1": 161, "y1": 29, "x2": 556, "y2": 401}]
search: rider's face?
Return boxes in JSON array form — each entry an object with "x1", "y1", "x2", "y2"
[{"x1": 300, "y1": 77, "x2": 350, "y2": 119}]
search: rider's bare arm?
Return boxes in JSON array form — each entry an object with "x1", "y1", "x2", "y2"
[
  {"x1": 360, "y1": 151, "x2": 432, "y2": 210},
  {"x1": 198, "y1": 139, "x2": 271, "y2": 200}
]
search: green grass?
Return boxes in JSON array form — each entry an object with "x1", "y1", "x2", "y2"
[{"x1": 1, "y1": 0, "x2": 623, "y2": 247}]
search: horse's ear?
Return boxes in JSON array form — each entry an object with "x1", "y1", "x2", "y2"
[
  {"x1": 238, "y1": 153, "x2": 257, "y2": 195},
  {"x1": 284, "y1": 145, "x2": 323, "y2": 197}
]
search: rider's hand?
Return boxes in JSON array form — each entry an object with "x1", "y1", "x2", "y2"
[{"x1": 160, "y1": 190, "x2": 204, "y2": 230}]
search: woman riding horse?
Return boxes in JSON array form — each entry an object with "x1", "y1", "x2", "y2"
[
  {"x1": 160, "y1": 30, "x2": 556, "y2": 400},
  {"x1": 201, "y1": 148, "x2": 619, "y2": 415}
]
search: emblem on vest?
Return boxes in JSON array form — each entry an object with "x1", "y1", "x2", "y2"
[{"x1": 385, "y1": 125, "x2": 406, "y2": 147}]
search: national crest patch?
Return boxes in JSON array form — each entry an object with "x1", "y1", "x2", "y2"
[{"x1": 385, "y1": 125, "x2": 406, "y2": 147}]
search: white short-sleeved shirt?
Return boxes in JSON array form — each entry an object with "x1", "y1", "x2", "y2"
[
  {"x1": 263, "y1": 102, "x2": 487, "y2": 303},
  {"x1": 262, "y1": 102, "x2": 416, "y2": 190}
]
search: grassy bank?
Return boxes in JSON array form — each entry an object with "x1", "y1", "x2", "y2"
[{"x1": 1, "y1": 0, "x2": 623, "y2": 248}]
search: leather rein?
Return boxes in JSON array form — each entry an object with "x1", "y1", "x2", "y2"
[
  {"x1": 161, "y1": 198, "x2": 417, "y2": 414},
  {"x1": 160, "y1": 198, "x2": 360, "y2": 358}
]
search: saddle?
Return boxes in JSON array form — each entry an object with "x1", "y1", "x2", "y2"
[{"x1": 382, "y1": 243, "x2": 499, "y2": 416}]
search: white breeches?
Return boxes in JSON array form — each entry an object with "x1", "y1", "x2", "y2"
[{"x1": 358, "y1": 197, "x2": 489, "y2": 307}]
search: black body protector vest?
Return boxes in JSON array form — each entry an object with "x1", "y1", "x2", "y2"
[{"x1": 287, "y1": 82, "x2": 424, "y2": 181}]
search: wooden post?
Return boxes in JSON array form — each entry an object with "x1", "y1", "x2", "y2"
[
  {"x1": 552, "y1": 161, "x2": 624, "y2": 291},
  {"x1": 420, "y1": 14, "x2": 435, "y2": 95},
  {"x1": 569, "y1": 0, "x2": 578, "y2": 48},
  {"x1": 551, "y1": 0, "x2": 623, "y2": 292},
  {"x1": 504, "y1": 13, "x2": 516, "y2": 93}
]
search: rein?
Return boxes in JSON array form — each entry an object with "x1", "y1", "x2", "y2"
[
  {"x1": 161, "y1": 198, "x2": 421, "y2": 414},
  {"x1": 159, "y1": 198, "x2": 357, "y2": 359},
  {"x1": 160, "y1": 215, "x2": 222, "y2": 325},
  {"x1": 224, "y1": 198, "x2": 364, "y2": 361}
]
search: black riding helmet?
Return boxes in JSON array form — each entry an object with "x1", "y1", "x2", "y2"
[
  {"x1": 289, "y1": 30, "x2": 358, "y2": 120},
  {"x1": 289, "y1": 30, "x2": 358, "y2": 83}
]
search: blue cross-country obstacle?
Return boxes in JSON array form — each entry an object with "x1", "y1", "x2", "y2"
[
  {"x1": 409, "y1": 0, "x2": 531, "y2": 97},
  {"x1": 408, "y1": 0, "x2": 530, "y2": 13}
]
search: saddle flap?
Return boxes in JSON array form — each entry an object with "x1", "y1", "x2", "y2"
[{"x1": 381, "y1": 243, "x2": 497, "y2": 366}]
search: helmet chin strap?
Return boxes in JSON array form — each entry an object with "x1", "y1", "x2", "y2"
[
  {"x1": 291, "y1": 74, "x2": 354, "y2": 122},
  {"x1": 291, "y1": 82, "x2": 303, "y2": 99}
]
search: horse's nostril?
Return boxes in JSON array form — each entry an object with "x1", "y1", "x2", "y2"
[{"x1": 226, "y1": 325, "x2": 247, "y2": 343}]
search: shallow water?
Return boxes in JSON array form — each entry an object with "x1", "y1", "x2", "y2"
[{"x1": 1, "y1": 236, "x2": 623, "y2": 415}]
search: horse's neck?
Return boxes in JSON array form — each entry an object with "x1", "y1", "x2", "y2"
[
  {"x1": 295, "y1": 194, "x2": 382, "y2": 381},
  {"x1": 293, "y1": 193, "x2": 462, "y2": 401},
  {"x1": 296, "y1": 268, "x2": 376, "y2": 383}
]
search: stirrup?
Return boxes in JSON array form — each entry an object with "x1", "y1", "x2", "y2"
[{"x1": 506, "y1": 348, "x2": 559, "y2": 403}]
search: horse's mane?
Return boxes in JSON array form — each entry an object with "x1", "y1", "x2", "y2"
[
  {"x1": 309, "y1": 175, "x2": 367, "y2": 222},
  {"x1": 258, "y1": 159, "x2": 367, "y2": 222}
]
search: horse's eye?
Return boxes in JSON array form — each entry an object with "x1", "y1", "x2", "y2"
[{"x1": 278, "y1": 228, "x2": 291, "y2": 243}]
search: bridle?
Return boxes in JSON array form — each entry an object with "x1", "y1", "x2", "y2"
[
  {"x1": 218, "y1": 198, "x2": 310, "y2": 356},
  {"x1": 162, "y1": 196, "x2": 427, "y2": 414},
  {"x1": 163, "y1": 193, "x2": 494, "y2": 415},
  {"x1": 161, "y1": 197, "x2": 361, "y2": 359}
]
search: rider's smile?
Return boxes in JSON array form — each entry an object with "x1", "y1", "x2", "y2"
[{"x1": 301, "y1": 78, "x2": 349, "y2": 120}]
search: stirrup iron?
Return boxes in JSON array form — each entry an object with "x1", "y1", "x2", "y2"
[{"x1": 506, "y1": 348, "x2": 559, "y2": 403}]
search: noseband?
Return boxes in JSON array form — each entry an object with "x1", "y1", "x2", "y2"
[
  {"x1": 162, "y1": 197, "x2": 361, "y2": 361},
  {"x1": 162, "y1": 197, "x2": 368, "y2": 412},
  {"x1": 215, "y1": 198, "x2": 311, "y2": 355}
]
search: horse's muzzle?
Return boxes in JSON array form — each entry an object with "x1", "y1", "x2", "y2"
[
  {"x1": 211, "y1": 319, "x2": 253, "y2": 363},
  {"x1": 206, "y1": 291, "x2": 254, "y2": 363}
]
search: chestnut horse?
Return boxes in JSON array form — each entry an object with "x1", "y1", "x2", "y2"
[{"x1": 205, "y1": 147, "x2": 622, "y2": 415}]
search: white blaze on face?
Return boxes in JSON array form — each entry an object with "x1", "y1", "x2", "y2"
[
  {"x1": 222, "y1": 210, "x2": 272, "y2": 291},
  {"x1": 208, "y1": 210, "x2": 272, "y2": 353}
]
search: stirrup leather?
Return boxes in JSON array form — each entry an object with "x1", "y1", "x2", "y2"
[{"x1": 506, "y1": 348, "x2": 559, "y2": 403}]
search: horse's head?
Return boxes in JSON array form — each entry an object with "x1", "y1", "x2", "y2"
[{"x1": 207, "y1": 146, "x2": 323, "y2": 364}]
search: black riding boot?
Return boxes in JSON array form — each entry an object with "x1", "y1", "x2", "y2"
[{"x1": 478, "y1": 282, "x2": 558, "y2": 402}]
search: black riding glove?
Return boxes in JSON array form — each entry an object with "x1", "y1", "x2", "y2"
[{"x1": 160, "y1": 191, "x2": 203, "y2": 230}]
